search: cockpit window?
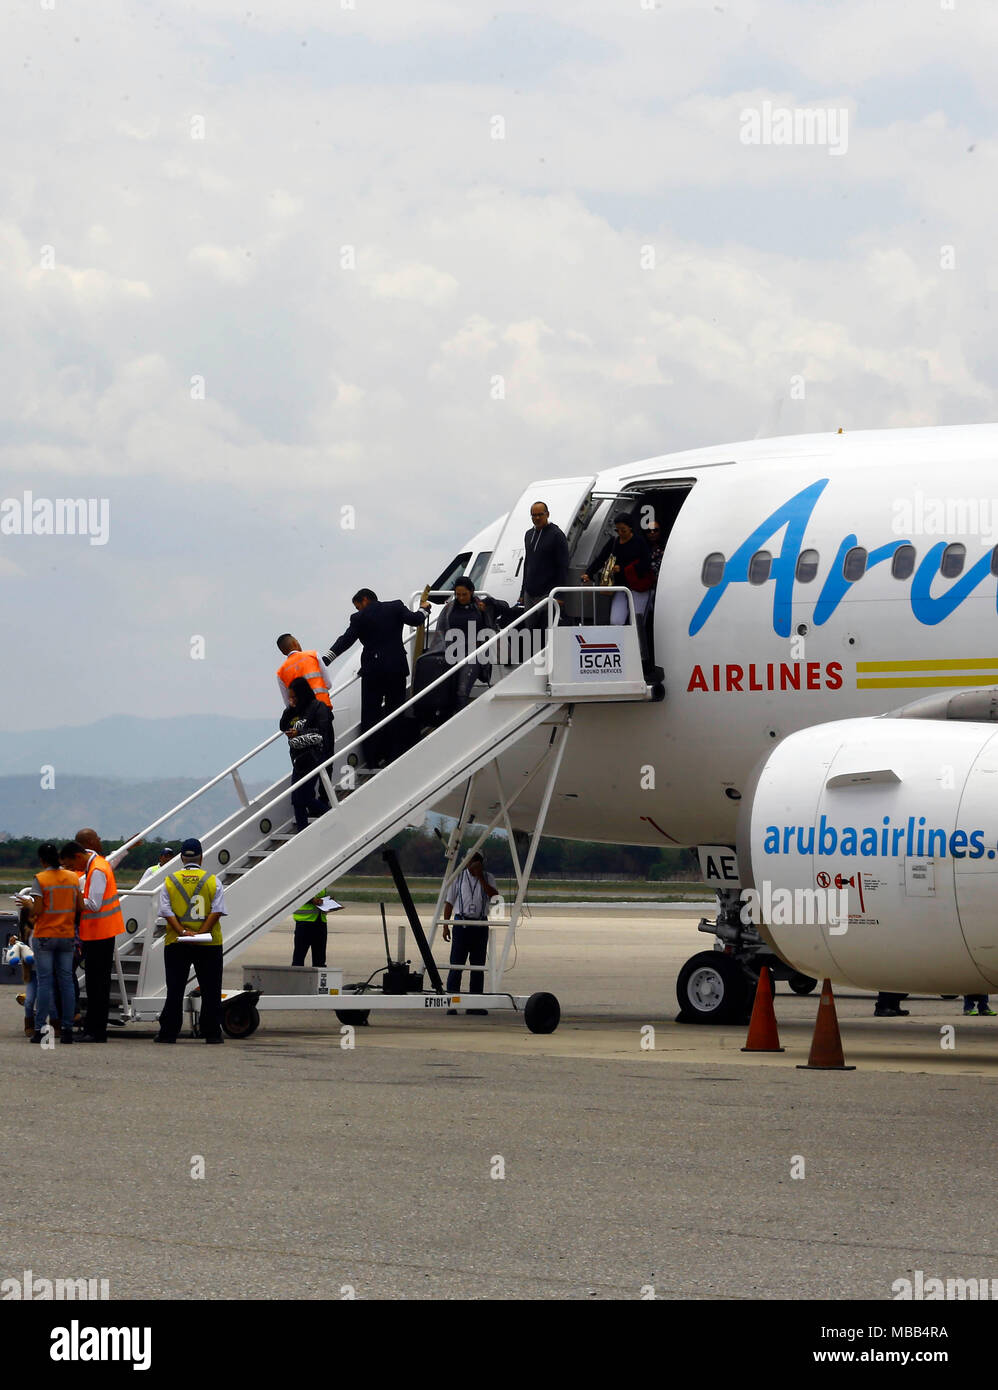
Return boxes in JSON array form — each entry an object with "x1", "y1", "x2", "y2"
[
  {"x1": 431, "y1": 552, "x2": 473, "y2": 594},
  {"x1": 468, "y1": 551, "x2": 493, "y2": 589}
]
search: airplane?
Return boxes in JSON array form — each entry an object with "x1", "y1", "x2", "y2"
[{"x1": 323, "y1": 422, "x2": 998, "y2": 1023}]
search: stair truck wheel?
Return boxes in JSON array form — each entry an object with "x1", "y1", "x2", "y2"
[
  {"x1": 524, "y1": 991, "x2": 560, "y2": 1034},
  {"x1": 676, "y1": 951, "x2": 749, "y2": 1024},
  {"x1": 221, "y1": 999, "x2": 260, "y2": 1039},
  {"x1": 335, "y1": 1009, "x2": 371, "y2": 1026},
  {"x1": 788, "y1": 972, "x2": 819, "y2": 996}
]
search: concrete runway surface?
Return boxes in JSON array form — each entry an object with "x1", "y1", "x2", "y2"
[{"x1": 2, "y1": 904, "x2": 997, "y2": 1300}]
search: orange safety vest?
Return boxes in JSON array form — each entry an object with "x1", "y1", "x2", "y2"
[
  {"x1": 34, "y1": 867, "x2": 79, "y2": 939},
  {"x1": 79, "y1": 854, "x2": 125, "y2": 941},
  {"x1": 277, "y1": 649, "x2": 332, "y2": 708}
]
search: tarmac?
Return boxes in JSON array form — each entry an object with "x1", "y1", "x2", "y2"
[{"x1": 3, "y1": 904, "x2": 997, "y2": 1300}]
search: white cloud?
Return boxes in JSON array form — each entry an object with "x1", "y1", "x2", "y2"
[
  {"x1": 188, "y1": 243, "x2": 257, "y2": 285},
  {"x1": 1, "y1": 0, "x2": 996, "y2": 731},
  {"x1": 367, "y1": 261, "x2": 460, "y2": 306}
]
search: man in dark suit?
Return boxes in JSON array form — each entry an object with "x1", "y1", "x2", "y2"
[
  {"x1": 323, "y1": 589, "x2": 430, "y2": 768},
  {"x1": 519, "y1": 500, "x2": 570, "y2": 637}
]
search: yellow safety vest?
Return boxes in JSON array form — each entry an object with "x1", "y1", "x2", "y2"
[{"x1": 164, "y1": 868, "x2": 222, "y2": 947}]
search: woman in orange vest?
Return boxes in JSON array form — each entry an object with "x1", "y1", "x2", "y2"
[
  {"x1": 26, "y1": 842, "x2": 82, "y2": 1045},
  {"x1": 61, "y1": 839, "x2": 125, "y2": 1043}
]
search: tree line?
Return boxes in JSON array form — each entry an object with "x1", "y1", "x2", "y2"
[{"x1": 0, "y1": 830, "x2": 699, "y2": 881}]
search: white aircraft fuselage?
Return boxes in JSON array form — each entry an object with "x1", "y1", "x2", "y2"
[
  {"x1": 326, "y1": 423, "x2": 998, "y2": 999},
  {"x1": 415, "y1": 424, "x2": 998, "y2": 846}
]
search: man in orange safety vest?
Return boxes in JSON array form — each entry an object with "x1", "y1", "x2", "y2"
[
  {"x1": 276, "y1": 634, "x2": 332, "y2": 709},
  {"x1": 61, "y1": 839, "x2": 126, "y2": 1043}
]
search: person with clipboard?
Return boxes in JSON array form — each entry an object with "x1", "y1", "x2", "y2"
[{"x1": 291, "y1": 892, "x2": 342, "y2": 968}]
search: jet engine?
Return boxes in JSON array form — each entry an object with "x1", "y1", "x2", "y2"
[{"x1": 737, "y1": 714, "x2": 998, "y2": 994}]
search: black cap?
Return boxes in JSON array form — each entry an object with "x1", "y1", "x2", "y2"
[{"x1": 180, "y1": 838, "x2": 203, "y2": 861}]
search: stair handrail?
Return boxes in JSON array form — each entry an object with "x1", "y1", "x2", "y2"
[
  {"x1": 208, "y1": 587, "x2": 640, "y2": 859},
  {"x1": 208, "y1": 590, "x2": 586, "y2": 854},
  {"x1": 109, "y1": 668, "x2": 363, "y2": 860},
  {"x1": 122, "y1": 586, "x2": 633, "y2": 869}
]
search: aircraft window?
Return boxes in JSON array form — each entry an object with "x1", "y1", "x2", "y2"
[
  {"x1": 891, "y1": 544, "x2": 916, "y2": 580},
  {"x1": 468, "y1": 551, "x2": 493, "y2": 589},
  {"x1": 701, "y1": 553, "x2": 725, "y2": 587},
  {"x1": 748, "y1": 550, "x2": 772, "y2": 585},
  {"x1": 940, "y1": 543, "x2": 966, "y2": 579},
  {"x1": 795, "y1": 549, "x2": 819, "y2": 583},
  {"x1": 991, "y1": 546, "x2": 998, "y2": 577},
  {"x1": 431, "y1": 551, "x2": 472, "y2": 593},
  {"x1": 843, "y1": 547, "x2": 868, "y2": 582}
]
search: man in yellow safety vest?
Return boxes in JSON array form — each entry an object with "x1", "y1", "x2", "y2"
[{"x1": 155, "y1": 838, "x2": 227, "y2": 1044}]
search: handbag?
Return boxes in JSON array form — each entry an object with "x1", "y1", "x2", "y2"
[{"x1": 623, "y1": 559, "x2": 654, "y2": 593}]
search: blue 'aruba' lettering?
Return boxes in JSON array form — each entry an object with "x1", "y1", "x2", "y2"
[
  {"x1": 690, "y1": 479, "x2": 998, "y2": 636},
  {"x1": 763, "y1": 815, "x2": 991, "y2": 860}
]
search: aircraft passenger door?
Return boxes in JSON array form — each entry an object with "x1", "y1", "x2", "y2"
[{"x1": 482, "y1": 476, "x2": 597, "y2": 607}]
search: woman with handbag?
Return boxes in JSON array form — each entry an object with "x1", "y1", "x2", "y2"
[{"x1": 582, "y1": 513, "x2": 654, "y2": 624}]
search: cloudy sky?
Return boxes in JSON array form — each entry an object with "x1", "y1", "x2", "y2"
[{"x1": 3, "y1": 0, "x2": 997, "y2": 738}]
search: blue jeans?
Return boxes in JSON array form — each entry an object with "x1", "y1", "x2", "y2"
[{"x1": 33, "y1": 937, "x2": 75, "y2": 1031}]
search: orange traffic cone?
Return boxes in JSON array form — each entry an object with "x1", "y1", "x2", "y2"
[
  {"x1": 741, "y1": 966, "x2": 784, "y2": 1052},
  {"x1": 797, "y1": 978, "x2": 856, "y2": 1070}
]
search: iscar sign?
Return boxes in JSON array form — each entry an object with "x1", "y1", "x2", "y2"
[{"x1": 576, "y1": 633, "x2": 623, "y2": 676}]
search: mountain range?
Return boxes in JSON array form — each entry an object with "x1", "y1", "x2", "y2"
[
  {"x1": 0, "y1": 715, "x2": 292, "y2": 837},
  {"x1": 0, "y1": 714, "x2": 287, "y2": 782}
]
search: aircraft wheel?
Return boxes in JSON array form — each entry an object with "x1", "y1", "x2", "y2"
[
  {"x1": 524, "y1": 992, "x2": 560, "y2": 1034},
  {"x1": 789, "y1": 972, "x2": 819, "y2": 996},
  {"x1": 335, "y1": 1009, "x2": 370, "y2": 1026},
  {"x1": 676, "y1": 952, "x2": 748, "y2": 1024},
  {"x1": 221, "y1": 1000, "x2": 260, "y2": 1039}
]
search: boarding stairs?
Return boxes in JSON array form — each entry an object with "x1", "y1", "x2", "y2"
[{"x1": 98, "y1": 593, "x2": 655, "y2": 1025}]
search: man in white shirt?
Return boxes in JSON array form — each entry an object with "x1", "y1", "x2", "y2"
[
  {"x1": 137, "y1": 847, "x2": 176, "y2": 886},
  {"x1": 442, "y1": 853, "x2": 498, "y2": 1015},
  {"x1": 137, "y1": 847, "x2": 176, "y2": 935}
]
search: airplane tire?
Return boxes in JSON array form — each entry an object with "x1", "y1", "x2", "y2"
[
  {"x1": 789, "y1": 972, "x2": 819, "y2": 996},
  {"x1": 221, "y1": 1000, "x2": 260, "y2": 1039},
  {"x1": 335, "y1": 1009, "x2": 371, "y2": 1026},
  {"x1": 676, "y1": 952, "x2": 748, "y2": 1024},
  {"x1": 524, "y1": 991, "x2": 561, "y2": 1034}
]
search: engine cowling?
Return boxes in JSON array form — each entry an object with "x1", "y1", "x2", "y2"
[{"x1": 737, "y1": 716, "x2": 998, "y2": 994}]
